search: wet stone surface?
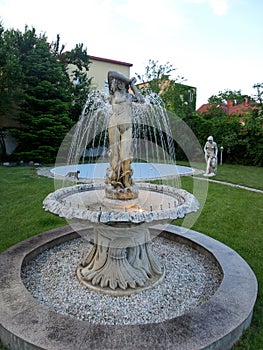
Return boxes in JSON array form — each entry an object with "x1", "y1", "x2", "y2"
[{"x1": 21, "y1": 236, "x2": 222, "y2": 326}]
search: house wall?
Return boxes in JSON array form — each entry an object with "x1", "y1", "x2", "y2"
[
  {"x1": 89, "y1": 56, "x2": 132, "y2": 91},
  {"x1": 67, "y1": 55, "x2": 133, "y2": 93}
]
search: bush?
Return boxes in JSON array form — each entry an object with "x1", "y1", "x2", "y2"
[{"x1": 188, "y1": 108, "x2": 263, "y2": 166}]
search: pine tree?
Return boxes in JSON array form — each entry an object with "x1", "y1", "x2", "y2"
[
  {"x1": 9, "y1": 27, "x2": 74, "y2": 163},
  {"x1": 53, "y1": 40, "x2": 92, "y2": 122},
  {"x1": 0, "y1": 28, "x2": 22, "y2": 133}
]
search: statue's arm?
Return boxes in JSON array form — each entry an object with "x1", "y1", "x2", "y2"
[{"x1": 130, "y1": 78, "x2": 145, "y2": 103}]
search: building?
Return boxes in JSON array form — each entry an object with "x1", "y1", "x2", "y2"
[
  {"x1": 197, "y1": 96, "x2": 257, "y2": 116},
  {"x1": 67, "y1": 55, "x2": 133, "y2": 93},
  {"x1": 137, "y1": 80, "x2": 197, "y2": 114}
]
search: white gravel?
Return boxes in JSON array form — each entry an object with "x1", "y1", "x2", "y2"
[{"x1": 21, "y1": 236, "x2": 222, "y2": 325}]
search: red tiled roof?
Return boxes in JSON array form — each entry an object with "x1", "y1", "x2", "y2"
[
  {"x1": 227, "y1": 102, "x2": 257, "y2": 115},
  {"x1": 196, "y1": 103, "x2": 210, "y2": 114},
  {"x1": 197, "y1": 98, "x2": 258, "y2": 116}
]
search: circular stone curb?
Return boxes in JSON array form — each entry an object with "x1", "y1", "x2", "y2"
[{"x1": 0, "y1": 225, "x2": 258, "y2": 350}]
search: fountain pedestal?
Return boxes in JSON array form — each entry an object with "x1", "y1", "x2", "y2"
[
  {"x1": 76, "y1": 223, "x2": 164, "y2": 296},
  {"x1": 43, "y1": 182, "x2": 199, "y2": 295}
]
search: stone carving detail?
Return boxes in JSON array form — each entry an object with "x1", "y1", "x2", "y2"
[{"x1": 77, "y1": 225, "x2": 163, "y2": 294}]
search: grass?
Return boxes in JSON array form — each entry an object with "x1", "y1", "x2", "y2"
[
  {"x1": 174, "y1": 174, "x2": 263, "y2": 349},
  {"x1": 0, "y1": 164, "x2": 262, "y2": 349},
  {"x1": 177, "y1": 160, "x2": 263, "y2": 190},
  {"x1": 0, "y1": 166, "x2": 65, "y2": 252}
]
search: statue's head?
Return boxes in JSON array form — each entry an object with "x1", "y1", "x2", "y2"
[
  {"x1": 108, "y1": 71, "x2": 130, "y2": 94},
  {"x1": 207, "y1": 136, "x2": 213, "y2": 142}
]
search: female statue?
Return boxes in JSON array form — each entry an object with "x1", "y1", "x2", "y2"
[{"x1": 105, "y1": 71, "x2": 144, "y2": 199}]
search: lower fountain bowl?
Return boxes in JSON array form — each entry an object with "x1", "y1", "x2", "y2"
[
  {"x1": 43, "y1": 182, "x2": 200, "y2": 224},
  {"x1": 0, "y1": 224, "x2": 257, "y2": 350}
]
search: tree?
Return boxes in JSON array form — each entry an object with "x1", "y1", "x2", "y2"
[
  {"x1": 70, "y1": 68, "x2": 93, "y2": 121},
  {"x1": 208, "y1": 89, "x2": 246, "y2": 105},
  {"x1": 51, "y1": 35, "x2": 93, "y2": 121},
  {"x1": 197, "y1": 89, "x2": 263, "y2": 165},
  {"x1": 135, "y1": 59, "x2": 185, "y2": 95},
  {"x1": 240, "y1": 108, "x2": 263, "y2": 166},
  {"x1": 161, "y1": 81, "x2": 196, "y2": 118},
  {"x1": 253, "y1": 83, "x2": 263, "y2": 104},
  {"x1": 0, "y1": 24, "x2": 93, "y2": 163},
  {"x1": 0, "y1": 24, "x2": 24, "y2": 124},
  {"x1": 0, "y1": 24, "x2": 24, "y2": 160},
  {"x1": 8, "y1": 26, "x2": 74, "y2": 163},
  {"x1": 64, "y1": 44, "x2": 93, "y2": 121},
  {"x1": 198, "y1": 104, "x2": 228, "y2": 120},
  {"x1": 135, "y1": 59, "x2": 196, "y2": 118}
]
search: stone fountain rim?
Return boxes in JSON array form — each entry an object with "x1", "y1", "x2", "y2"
[
  {"x1": 43, "y1": 182, "x2": 199, "y2": 224},
  {"x1": 49, "y1": 163, "x2": 202, "y2": 181},
  {"x1": 0, "y1": 224, "x2": 257, "y2": 350}
]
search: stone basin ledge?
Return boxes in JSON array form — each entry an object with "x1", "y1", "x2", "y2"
[
  {"x1": 43, "y1": 182, "x2": 200, "y2": 224},
  {"x1": 0, "y1": 224, "x2": 258, "y2": 350}
]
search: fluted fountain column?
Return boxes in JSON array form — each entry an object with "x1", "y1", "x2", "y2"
[{"x1": 76, "y1": 223, "x2": 164, "y2": 296}]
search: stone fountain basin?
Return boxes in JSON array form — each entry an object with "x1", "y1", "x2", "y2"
[
  {"x1": 43, "y1": 182, "x2": 199, "y2": 224},
  {"x1": 0, "y1": 225, "x2": 258, "y2": 350}
]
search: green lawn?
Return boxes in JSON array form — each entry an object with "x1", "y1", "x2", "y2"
[
  {"x1": 0, "y1": 166, "x2": 65, "y2": 252},
  {"x1": 178, "y1": 160, "x2": 263, "y2": 190},
  {"x1": 0, "y1": 164, "x2": 262, "y2": 349}
]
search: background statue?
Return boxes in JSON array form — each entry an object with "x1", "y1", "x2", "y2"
[
  {"x1": 204, "y1": 136, "x2": 218, "y2": 176},
  {"x1": 105, "y1": 71, "x2": 144, "y2": 200}
]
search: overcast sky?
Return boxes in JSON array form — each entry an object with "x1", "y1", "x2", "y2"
[{"x1": 0, "y1": 0, "x2": 262, "y2": 108}]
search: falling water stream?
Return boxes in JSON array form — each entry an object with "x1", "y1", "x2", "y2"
[{"x1": 65, "y1": 90, "x2": 180, "y2": 188}]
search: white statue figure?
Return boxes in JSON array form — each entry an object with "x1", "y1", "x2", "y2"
[
  {"x1": 105, "y1": 71, "x2": 144, "y2": 199},
  {"x1": 204, "y1": 136, "x2": 218, "y2": 177}
]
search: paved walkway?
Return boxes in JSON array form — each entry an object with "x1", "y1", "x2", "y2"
[{"x1": 193, "y1": 176, "x2": 263, "y2": 194}]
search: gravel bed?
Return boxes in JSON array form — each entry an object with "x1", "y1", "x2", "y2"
[{"x1": 21, "y1": 236, "x2": 222, "y2": 325}]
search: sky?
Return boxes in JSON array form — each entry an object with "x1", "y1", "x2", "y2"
[{"x1": 0, "y1": 0, "x2": 262, "y2": 108}]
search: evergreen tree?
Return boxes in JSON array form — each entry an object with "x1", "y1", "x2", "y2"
[
  {"x1": 0, "y1": 25, "x2": 92, "y2": 163},
  {"x1": 70, "y1": 68, "x2": 93, "y2": 121},
  {"x1": 65, "y1": 43, "x2": 92, "y2": 121},
  {"x1": 0, "y1": 25, "x2": 24, "y2": 159},
  {"x1": 50, "y1": 36, "x2": 92, "y2": 121},
  {"x1": 0, "y1": 25, "x2": 24, "y2": 137},
  {"x1": 8, "y1": 27, "x2": 74, "y2": 163}
]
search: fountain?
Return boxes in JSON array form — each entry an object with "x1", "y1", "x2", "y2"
[
  {"x1": 43, "y1": 71, "x2": 199, "y2": 295},
  {"x1": 0, "y1": 71, "x2": 257, "y2": 349}
]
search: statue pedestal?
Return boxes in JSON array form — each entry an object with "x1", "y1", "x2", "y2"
[{"x1": 76, "y1": 224, "x2": 164, "y2": 296}]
